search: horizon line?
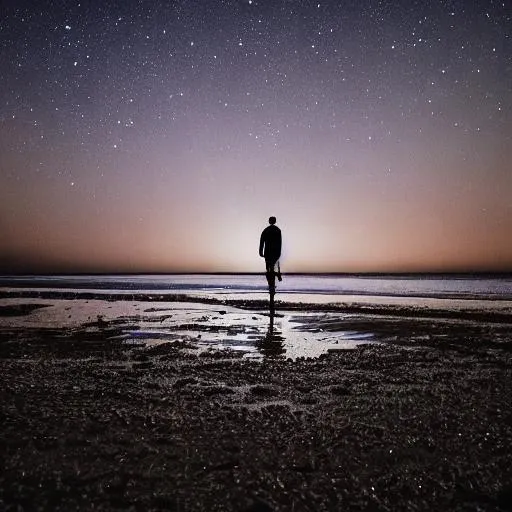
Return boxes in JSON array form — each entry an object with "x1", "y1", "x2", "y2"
[{"x1": 1, "y1": 270, "x2": 511, "y2": 277}]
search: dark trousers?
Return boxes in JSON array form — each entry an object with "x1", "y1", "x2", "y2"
[{"x1": 265, "y1": 258, "x2": 280, "y2": 292}]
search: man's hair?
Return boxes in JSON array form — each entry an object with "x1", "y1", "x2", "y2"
[{"x1": 269, "y1": 216, "x2": 276, "y2": 224}]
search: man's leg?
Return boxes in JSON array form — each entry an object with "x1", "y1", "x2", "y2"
[{"x1": 265, "y1": 259, "x2": 276, "y2": 293}]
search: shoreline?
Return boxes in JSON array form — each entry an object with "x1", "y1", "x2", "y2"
[{"x1": 1, "y1": 288, "x2": 512, "y2": 324}]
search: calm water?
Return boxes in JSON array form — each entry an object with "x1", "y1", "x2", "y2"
[{"x1": 1, "y1": 274, "x2": 511, "y2": 300}]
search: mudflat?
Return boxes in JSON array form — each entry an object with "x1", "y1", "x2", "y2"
[{"x1": 1, "y1": 295, "x2": 512, "y2": 511}]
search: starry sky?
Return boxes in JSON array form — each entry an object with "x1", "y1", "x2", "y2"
[{"x1": 1, "y1": 0, "x2": 511, "y2": 274}]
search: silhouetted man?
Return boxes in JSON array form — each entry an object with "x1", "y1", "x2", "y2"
[{"x1": 259, "y1": 216, "x2": 282, "y2": 291}]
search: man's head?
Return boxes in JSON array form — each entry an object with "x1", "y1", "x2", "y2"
[{"x1": 269, "y1": 216, "x2": 277, "y2": 225}]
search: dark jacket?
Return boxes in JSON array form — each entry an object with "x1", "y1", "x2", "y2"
[{"x1": 259, "y1": 225, "x2": 282, "y2": 261}]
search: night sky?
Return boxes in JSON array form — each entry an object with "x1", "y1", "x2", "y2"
[{"x1": 1, "y1": 0, "x2": 511, "y2": 273}]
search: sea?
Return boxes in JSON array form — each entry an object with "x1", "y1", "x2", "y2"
[{"x1": 1, "y1": 274, "x2": 511, "y2": 301}]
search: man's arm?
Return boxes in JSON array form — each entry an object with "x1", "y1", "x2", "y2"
[{"x1": 259, "y1": 231, "x2": 265, "y2": 257}]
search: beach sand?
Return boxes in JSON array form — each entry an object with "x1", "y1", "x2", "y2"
[{"x1": 1, "y1": 292, "x2": 512, "y2": 511}]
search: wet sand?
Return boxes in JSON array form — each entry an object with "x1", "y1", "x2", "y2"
[{"x1": 1, "y1": 292, "x2": 512, "y2": 511}]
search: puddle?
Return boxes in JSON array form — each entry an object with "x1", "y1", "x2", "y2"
[
  {"x1": 0, "y1": 298, "x2": 380, "y2": 361},
  {"x1": 120, "y1": 310, "x2": 378, "y2": 360}
]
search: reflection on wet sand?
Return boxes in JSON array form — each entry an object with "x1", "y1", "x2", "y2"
[
  {"x1": 254, "y1": 312, "x2": 286, "y2": 358},
  {"x1": 10, "y1": 295, "x2": 509, "y2": 362}
]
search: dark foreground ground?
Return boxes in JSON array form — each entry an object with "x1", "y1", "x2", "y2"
[{"x1": 1, "y1": 300, "x2": 512, "y2": 511}]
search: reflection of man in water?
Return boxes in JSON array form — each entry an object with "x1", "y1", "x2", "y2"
[{"x1": 259, "y1": 216, "x2": 282, "y2": 291}]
